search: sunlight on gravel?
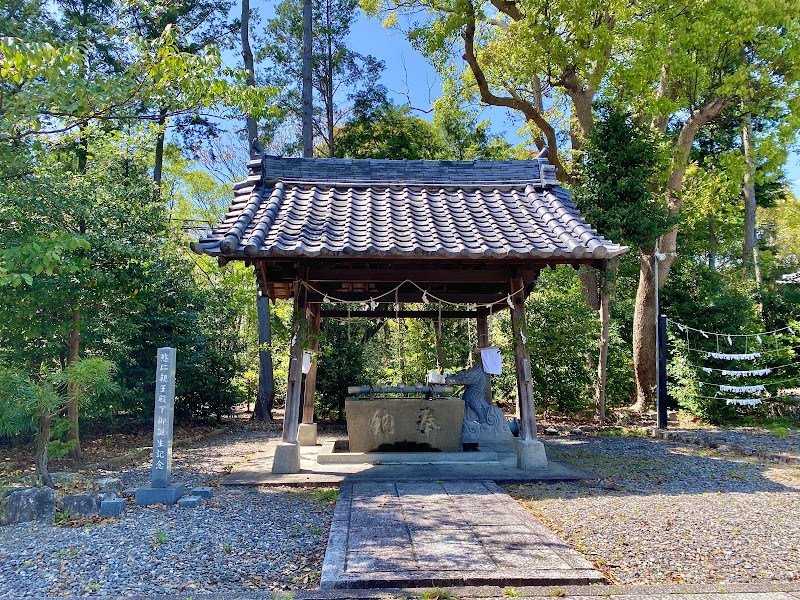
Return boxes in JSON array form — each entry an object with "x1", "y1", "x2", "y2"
[{"x1": 508, "y1": 436, "x2": 800, "y2": 586}]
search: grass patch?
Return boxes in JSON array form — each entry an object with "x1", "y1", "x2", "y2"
[
  {"x1": 770, "y1": 427, "x2": 789, "y2": 439},
  {"x1": 595, "y1": 427, "x2": 649, "y2": 438},
  {"x1": 420, "y1": 589, "x2": 454, "y2": 600},
  {"x1": 294, "y1": 487, "x2": 338, "y2": 505},
  {"x1": 735, "y1": 415, "x2": 799, "y2": 433}
]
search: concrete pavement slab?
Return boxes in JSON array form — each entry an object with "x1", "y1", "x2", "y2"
[{"x1": 320, "y1": 480, "x2": 605, "y2": 590}]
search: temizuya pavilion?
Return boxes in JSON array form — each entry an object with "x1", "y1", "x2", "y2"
[{"x1": 192, "y1": 148, "x2": 628, "y2": 474}]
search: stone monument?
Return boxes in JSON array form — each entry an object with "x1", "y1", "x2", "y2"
[{"x1": 135, "y1": 347, "x2": 184, "y2": 506}]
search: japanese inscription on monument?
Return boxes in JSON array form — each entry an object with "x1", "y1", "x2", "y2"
[{"x1": 151, "y1": 347, "x2": 176, "y2": 488}]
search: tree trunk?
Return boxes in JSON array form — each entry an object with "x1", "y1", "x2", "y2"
[
  {"x1": 253, "y1": 292, "x2": 274, "y2": 421},
  {"x1": 66, "y1": 308, "x2": 81, "y2": 457},
  {"x1": 301, "y1": 0, "x2": 313, "y2": 157},
  {"x1": 35, "y1": 414, "x2": 54, "y2": 488},
  {"x1": 742, "y1": 111, "x2": 757, "y2": 278},
  {"x1": 153, "y1": 108, "x2": 167, "y2": 200},
  {"x1": 325, "y1": 0, "x2": 335, "y2": 158},
  {"x1": 631, "y1": 251, "x2": 656, "y2": 412},
  {"x1": 241, "y1": 0, "x2": 258, "y2": 152},
  {"x1": 630, "y1": 96, "x2": 730, "y2": 412},
  {"x1": 579, "y1": 269, "x2": 601, "y2": 413}
]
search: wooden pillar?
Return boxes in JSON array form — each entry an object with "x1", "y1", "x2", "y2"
[
  {"x1": 597, "y1": 265, "x2": 610, "y2": 423},
  {"x1": 477, "y1": 308, "x2": 492, "y2": 402},
  {"x1": 273, "y1": 281, "x2": 306, "y2": 472},
  {"x1": 302, "y1": 304, "x2": 321, "y2": 424},
  {"x1": 509, "y1": 275, "x2": 538, "y2": 442},
  {"x1": 282, "y1": 291, "x2": 306, "y2": 443}
]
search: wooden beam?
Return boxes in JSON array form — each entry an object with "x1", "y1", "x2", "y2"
[
  {"x1": 307, "y1": 267, "x2": 526, "y2": 284},
  {"x1": 321, "y1": 310, "x2": 479, "y2": 319},
  {"x1": 306, "y1": 292, "x2": 508, "y2": 304}
]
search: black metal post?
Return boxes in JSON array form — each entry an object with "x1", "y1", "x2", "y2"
[{"x1": 657, "y1": 314, "x2": 668, "y2": 429}]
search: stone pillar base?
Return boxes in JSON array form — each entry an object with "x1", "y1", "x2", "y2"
[
  {"x1": 298, "y1": 423, "x2": 318, "y2": 446},
  {"x1": 272, "y1": 441, "x2": 301, "y2": 474},
  {"x1": 516, "y1": 439, "x2": 548, "y2": 470},
  {"x1": 135, "y1": 483, "x2": 185, "y2": 506}
]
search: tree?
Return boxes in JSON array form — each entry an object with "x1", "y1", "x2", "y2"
[
  {"x1": 573, "y1": 104, "x2": 670, "y2": 415},
  {"x1": 335, "y1": 87, "x2": 444, "y2": 159},
  {"x1": 260, "y1": 0, "x2": 384, "y2": 156},
  {"x1": 433, "y1": 96, "x2": 513, "y2": 160},
  {"x1": 0, "y1": 359, "x2": 118, "y2": 487}
]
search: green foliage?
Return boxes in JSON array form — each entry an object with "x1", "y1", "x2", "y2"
[
  {"x1": 316, "y1": 318, "x2": 367, "y2": 420},
  {"x1": 662, "y1": 261, "x2": 760, "y2": 334},
  {"x1": 494, "y1": 267, "x2": 599, "y2": 414},
  {"x1": 0, "y1": 359, "x2": 118, "y2": 436},
  {"x1": 573, "y1": 104, "x2": 671, "y2": 250},
  {"x1": 664, "y1": 257, "x2": 799, "y2": 422},
  {"x1": 0, "y1": 358, "x2": 118, "y2": 483},
  {"x1": 433, "y1": 96, "x2": 513, "y2": 160},
  {"x1": 335, "y1": 89, "x2": 444, "y2": 160}
]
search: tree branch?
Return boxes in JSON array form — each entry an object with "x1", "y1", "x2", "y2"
[
  {"x1": 489, "y1": 0, "x2": 522, "y2": 21},
  {"x1": 462, "y1": 12, "x2": 572, "y2": 183}
]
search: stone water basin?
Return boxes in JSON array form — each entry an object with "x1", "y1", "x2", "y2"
[{"x1": 344, "y1": 396, "x2": 465, "y2": 453}]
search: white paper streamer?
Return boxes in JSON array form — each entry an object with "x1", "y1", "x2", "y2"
[
  {"x1": 702, "y1": 367, "x2": 713, "y2": 373},
  {"x1": 720, "y1": 368, "x2": 772, "y2": 377},
  {"x1": 727, "y1": 335, "x2": 733, "y2": 345},
  {"x1": 708, "y1": 352, "x2": 762, "y2": 360},
  {"x1": 725, "y1": 398, "x2": 762, "y2": 406},
  {"x1": 719, "y1": 384, "x2": 766, "y2": 393}
]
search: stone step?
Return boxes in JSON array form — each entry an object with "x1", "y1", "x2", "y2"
[{"x1": 177, "y1": 495, "x2": 202, "y2": 508}]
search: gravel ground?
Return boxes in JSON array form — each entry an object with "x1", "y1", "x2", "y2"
[
  {"x1": 652, "y1": 427, "x2": 800, "y2": 463},
  {"x1": 2, "y1": 425, "x2": 799, "y2": 596},
  {"x1": 507, "y1": 433, "x2": 800, "y2": 586},
  {"x1": 0, "y1": 429, "x2": 336, "y2": 597}
]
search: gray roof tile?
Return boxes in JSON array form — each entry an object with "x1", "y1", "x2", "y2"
[{"x1": 193, "y1": 154, "x2": 628, "y2": 262}]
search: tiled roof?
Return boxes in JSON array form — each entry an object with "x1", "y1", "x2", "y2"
[{"x1": 191, "y1": 152, "x2": 628, "y2": 262}]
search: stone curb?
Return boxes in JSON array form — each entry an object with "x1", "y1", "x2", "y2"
[
  {"x1": 0, "y1": 582, "x2": 798, "y2": 600},
  {"x1": 650, "y1": 429, "x2": 800, "y2": 465}
]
